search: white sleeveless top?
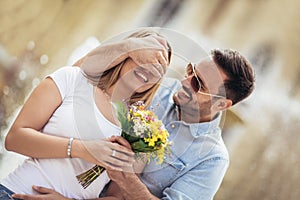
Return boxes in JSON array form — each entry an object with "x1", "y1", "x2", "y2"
[{"x1": 1, "y1": 66, "x2": 121, "y2": 199}]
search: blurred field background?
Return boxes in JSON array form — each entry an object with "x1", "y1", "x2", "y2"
[{"x1": 1, "y1": 0, "x2": 300, "y2": 199}]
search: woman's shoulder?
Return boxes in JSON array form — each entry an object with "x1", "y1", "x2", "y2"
[
  {"x1": 52, "y1": 65, "x2": 82, "y2": 75},
  {"x1": 47, "y1": 66, "x2": 87, "y2": 99},
  {"x1": 49, "y1": 66, "x2": 84, "y2": 81}
]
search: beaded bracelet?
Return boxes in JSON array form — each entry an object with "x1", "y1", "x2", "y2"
[{"x1": 67, "y1": 137, "x2": 74, "y2": 158}]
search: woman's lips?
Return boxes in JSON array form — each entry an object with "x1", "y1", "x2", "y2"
[{"x1": 134, "y1": 69, "x2": 149, "y2": 83}]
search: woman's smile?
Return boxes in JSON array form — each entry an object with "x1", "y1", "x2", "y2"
[{"x1": 134, "y1": 69, "x2": 149, "y2": 83}]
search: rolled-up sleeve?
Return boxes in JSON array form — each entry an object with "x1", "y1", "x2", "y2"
[{"x1": 161, "y1": 157, "x2": 229, "y2": 200}]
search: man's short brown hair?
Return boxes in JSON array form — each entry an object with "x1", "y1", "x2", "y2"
[{"x1": 211, "y1": 49, "x2": 255, "y2": 105}]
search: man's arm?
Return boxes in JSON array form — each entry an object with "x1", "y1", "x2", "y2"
[
  {"x1": 161, "y1": 157, "x2": 229, "y2": 200},
  {"x1": 105, "y1": 151, "x2": 156, "y2": 200},
  {"x1": 11, "y1": 157, "x2": 228, "y2": 200},
  {"x1": 75, "y1": 35, "x2": 169, "y2": 77},
  {"x1": 12, "y1": 185, "x2": 119, "y2": 200},
  {"x1": 107, "y1": 156, "x2": 228, "y2": 200}
]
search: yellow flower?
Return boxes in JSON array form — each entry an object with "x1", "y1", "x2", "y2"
[
  {"x1": 155, "y1": 148, "x2": 165, "y2": 164},
  {"x1": 144, "y1": 134, "x2": 158, "y2": 147}
]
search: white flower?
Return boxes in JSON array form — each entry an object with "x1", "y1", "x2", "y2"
[{"x1": 133, "y1": 117, "x2": 148, "y2": 137}]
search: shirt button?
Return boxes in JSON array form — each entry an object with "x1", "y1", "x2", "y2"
[{"x1": 171, "y1": 124, "x2": 175, "y2": 128}]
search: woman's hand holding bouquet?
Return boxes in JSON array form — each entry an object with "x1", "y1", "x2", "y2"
[
  {"x1": 77, "y1": 101, "x2": 171, "y2": 189},
  {"x1": 78, "y1": 138, "x2": 135, "y2": 170}
]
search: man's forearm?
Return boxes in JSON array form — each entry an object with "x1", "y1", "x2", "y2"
[
  {"x1": 78, "y1": 40, "x2": 129, "y2": 76},
  {"x1": 76, "y1": 35, "x2": 168, "y2": 77}
]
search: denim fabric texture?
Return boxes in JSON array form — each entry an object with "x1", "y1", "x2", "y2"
[{"x1": 0, "y1": 184, "x2": 14, "y2": 200}]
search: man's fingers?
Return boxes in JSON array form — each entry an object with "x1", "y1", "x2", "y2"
[
  {"x1": 11, "y1": 194, "x2": 24, "y2": 199},
  {"x1": 12, "y1": 186, "x2": 55, "y2": 199},
  {"x1": 138, "y1": 62, "x2": 164, "y2": 79},
  {"x1": 153, "y1": 62, "x2": 166, "y2": 77},
  {"x1": 152, "y1": 35, "x2": 169, "y2": 66},
  {"x1": 12, "y1": 193, "x2": 33, "y2": 200},
  {"x1": 152, "y1": 35, "x2": 169, "y2": 50},
  {"x1": 161, "y1": 49, "x2": 169, "y2": 67},
  {"x1": 32, "y1": 185, "x2": 53, "y2": 194}
]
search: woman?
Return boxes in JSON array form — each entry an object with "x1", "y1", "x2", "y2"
[{"x1": 0, "y1": 29, "x2": 171, "y2": 200}]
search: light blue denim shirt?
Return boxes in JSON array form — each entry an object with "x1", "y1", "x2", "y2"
[{"x1": 141, "y1": 78, "x2": 229, "y2": 200}]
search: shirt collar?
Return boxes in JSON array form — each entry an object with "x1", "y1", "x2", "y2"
[
  {"x1": 188, "y1": 113, "x2": 221, "y2": 138},
  {"x1": 173, "y1": 103, "x2": 222, "y2": 138}
]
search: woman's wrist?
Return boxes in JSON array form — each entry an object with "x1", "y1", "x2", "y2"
[{"x1": 70, "y1": 139, "x2": 84, "y2": 159}]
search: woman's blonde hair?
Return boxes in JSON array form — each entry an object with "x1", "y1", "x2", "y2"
[{"x1": 86, "y1": 29, "x2": 172, "y2": 108}]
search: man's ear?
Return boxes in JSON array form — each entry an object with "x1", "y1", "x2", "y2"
[{"x1": 214, "y1": 98, "x2": 232, "y2": 111}]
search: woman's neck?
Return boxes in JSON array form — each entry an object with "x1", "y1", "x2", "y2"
[
  {"x1": 105, "y1": 84, "x2": 132, "y2": 104},
  {"x1": 94, "y1": 86, "x2": 120, "y2": 126}
]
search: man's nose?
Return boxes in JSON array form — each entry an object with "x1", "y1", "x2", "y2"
[
  {"x1": 181, "y1": 74, "x2": 192, "y2": 83},
  {"x1": 181, "y1": 76, "x2": 192, "y2": 88}
]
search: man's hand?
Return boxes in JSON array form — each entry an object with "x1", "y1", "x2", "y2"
[
  {"x1": 126, "y1": 35, "x2": 169, "y2": 78},
  {"x1": 12, "y1": 186, "x2": 70, "y2": 200},
  {"x1": 105, "y1": 136, "x2": 152, "y2": 200},
  {"x1": 105, "y1": 156, "x2": 157, "y2": 200},
  {"x1": 78, "y1": 34, "x2": 170, "y2": 79},
  {"x1": 106, "y1": 170, "x2": 158, "y2": 200},
  {"x1": 12, "y1": 186, "x2": 119, "y2": 200},
  {"x1": 106, "y1": 170, "x2": 143, "y2": 200}
]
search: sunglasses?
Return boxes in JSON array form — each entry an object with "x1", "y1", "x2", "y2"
[{"x1": 186, "y1": 63, "x2": 225, "y2": 99}]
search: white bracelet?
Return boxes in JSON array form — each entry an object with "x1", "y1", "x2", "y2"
[{"x1": 67, "y1": 137, "x2": 74, "y2": 158}]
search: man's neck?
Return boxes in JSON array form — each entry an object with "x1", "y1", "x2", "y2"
[{"x1": 176, "y1": 105, "x2": 219, "y2": 124}]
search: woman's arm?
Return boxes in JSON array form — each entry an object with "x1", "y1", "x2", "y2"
[
  {"x1": 5, "y1": 77, "x2": 69, "y2": 158},
  {"x1": 5, "y1": 78, "x2": 134, "y2": 170}
]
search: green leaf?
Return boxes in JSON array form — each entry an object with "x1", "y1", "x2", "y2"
[
  {"x1": 131, "y1": 140, "x2": 155, "y2": 152},
  {"x1": 121, "y1": 131, "x2": 140, "y2": 143},
  {"x1": 115, "y1": 102, "x2": 130, "y2": 132}
]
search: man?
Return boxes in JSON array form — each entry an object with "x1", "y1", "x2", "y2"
[
  {"x1": 12, "y1": 31, "x2": 254, "y2": 200},
  {"x1": 103, "y1": 48, "x2": 254, "y2": 200}
]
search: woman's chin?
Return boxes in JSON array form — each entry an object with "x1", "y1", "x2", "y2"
[{"x1": 135, "y1": 84, "x2": 154, "y2": 93}]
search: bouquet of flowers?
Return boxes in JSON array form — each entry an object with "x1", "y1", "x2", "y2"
[{"x1": 77, "y1": 101, "x2": 171, "y2": 189}]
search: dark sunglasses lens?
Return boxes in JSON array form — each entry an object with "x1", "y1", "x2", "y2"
[{"x1": 190, "y1": 76, "x2": 200, "y2": 92}]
